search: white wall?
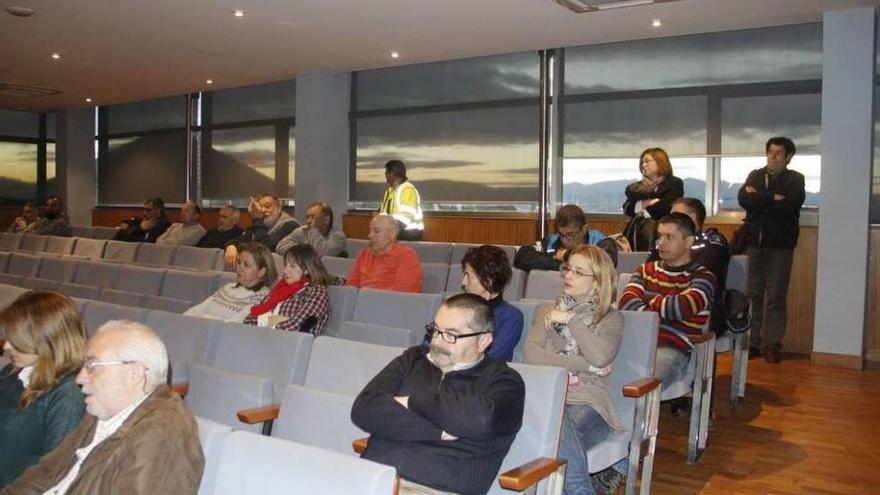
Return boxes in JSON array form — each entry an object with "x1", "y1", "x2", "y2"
[{"x1": 55, "y1": 108, "x2": 96, "y2": 226}]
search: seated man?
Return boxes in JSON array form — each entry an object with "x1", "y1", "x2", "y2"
[
  {"x1": 223, "y1": 193, "x2": 298, "y2": 268},
  {"x1": 2, "y1": 320, "x2": 204, "y2": 495},
  {"x1": 156, "y1": 201, "x2": 207, "y2": 246},
  {"x1": 618, "y1": 213, "x2": 716, "y2": 390},
  {"x1": 113, "y1": 197, "x2": 171, "y2": 243},
  {"x1": 275, "y1": 201, "x2": 347, "y2": 257},
  {"x1": 514, "y1": 204, "x2": 618, "y2": 270},
  {"x1": 29, "y1": 196, "x2": 72, "y2": 237},
  {"x1": 196, "y1": 204, "x2": 244, "y2": 249},
  {"x1": 6, "y1": 202, "x2": 38, "y2": 234},
  {"x1": 351, "y1": 294, "x2": 525, "y2": 495},
  {"x1": 346, "y1": 214, "x2": 422, "y2": 293}
]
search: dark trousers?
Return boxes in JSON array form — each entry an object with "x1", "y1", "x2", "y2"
[{"x1": 746, "y1": 246, "x2": 794, "y2": 349}]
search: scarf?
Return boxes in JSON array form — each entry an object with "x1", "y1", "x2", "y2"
[
  {"x1": 249, "y1": 277, "x2": 308, "y2": 318},
  {"x1": 551, "y1": 294, "x2": 612, "y2": 377}
]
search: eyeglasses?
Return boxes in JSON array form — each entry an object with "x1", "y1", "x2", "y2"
[
  {"x1": 425, "y1": 323, "x2": 488, "y2": 344},
  {"x1": 557, "y1": 229, "x2": 583, "y2": 240},
  {"x1": 82, "y1": 360, "x2": 143, "y2": 375},
  {"x1": 560, "y1": 264, "x2": 595, "y2": 279}
]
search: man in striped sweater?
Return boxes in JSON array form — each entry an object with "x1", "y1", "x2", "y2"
[{"x1": 619, "y1": 212, "x2": 716, "y2": 391}]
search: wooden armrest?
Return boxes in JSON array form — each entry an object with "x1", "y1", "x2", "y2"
[
  {"x1": 170, "y1": 383, "x2": 189, "y2": 397},
  {"x1": 498, "y1": 457, "x2": 565, "y2": 491},
  {"x1": 689, "y1": 333, "x2": 713, "y2": 344},
  {"x1": 236, "y1": 404, "x2": 281, "y2": 425},
  {"x1": 352, "y1": 436, "x2": 369, "y2": 454},
  {"x1": 623, "y1": 377, "x2": 660, "y2": 398}
]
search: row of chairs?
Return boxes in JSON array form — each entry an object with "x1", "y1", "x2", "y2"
[{"x1": 70, "y1": 225, "x2": 119, "y2": 240}]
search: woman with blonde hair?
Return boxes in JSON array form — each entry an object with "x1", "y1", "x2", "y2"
[
  {"x1": 622, "y1": 147, "x2": 684, "y2": 250},
  {"x1": 523, "y1": 245, "x2": 624, "y2": 495},
  {"x1": 0, "y1": 290, "x2": 86, "y2": 488}
]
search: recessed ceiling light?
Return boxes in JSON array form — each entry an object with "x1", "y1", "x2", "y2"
[
  {"x1": 390, "y1": 51, "x2": 399, "y2": 59},
  {"x1": 51, "y1": 52, "x2": 60, "y2": 60},
  {"x1": 651, "y1": 19, "x2": 662, "y2": 27},
  {"x1": 6, "y1": 6, "x2": 35, "y2": 17},
  {"x1": 206, "y1": 79, "x2": 214, "y2": 85},
  {"x1": 233, "y1": 9, "x2": 245, "y2": 17},
  {"x1": 85, "y1": 98, "x2": 92, "y2": 103}
]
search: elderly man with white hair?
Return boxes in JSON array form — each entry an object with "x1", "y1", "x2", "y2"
[
  {"x1": 2, "y1": 321, "x2": 204, "y2": 495},
  {"x1": 346, "y1": 214, "x2": 422, "y2": 293}
]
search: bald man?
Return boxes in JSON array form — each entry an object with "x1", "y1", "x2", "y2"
[{"x1": 346, "y1": 214, "x2": 422, "y2": 293}]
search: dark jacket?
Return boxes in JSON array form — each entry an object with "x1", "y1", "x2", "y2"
[
  {"x1": 196, "y1": 226, "x2": 244, "y2": 249},
  {"x1": 351, "y1": 346, "x2": 525, "y2": 495},
  {"x1": 737, "y1": 167, "x2": 805, "y2": 250},
  {"x1": 623, "y1": 175, "x2": 684, "y2": 219},
  {"x1": 514, "y1": 229, "x2": 619, "y2": 271},
  {"x1": 228, "y1": 212, "x2": 298, "y2": 252},
  {"x1": 113, "y1": 216, "x2": 171, "y2": 243},
  {"x1": 3, "y1": 385, "x2": 204, "y2": 495},
  {"x1": 0, "y1": 369, "x2": 84, "y2": 488}
]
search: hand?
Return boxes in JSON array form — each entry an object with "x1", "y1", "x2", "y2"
[
  {"x1": 267, "y1": 315, "x2": 289, "y2": 327},
  {"x1": 552, "y1": 249, "x2": 567, "y2": 261},
  {"x1": 140, "y1": 218, "x2": 157, "y2": 231},
  {"x1": 224, "y1": 245, "x2": 238, "y2": 269},
  {"x1": 640, "y1": 198, "x2": 659, "y2": 208},
  {"x1": 745, "y1": 186, "x2": 758, "y2": 194},
  {"x1": 544, "y1": 309, "x2": 572, "y2": 331},
  {"x1": 773, "y1": 193, "x2": 786, "y2": 201},
  {"x1": 393, "y1": 396, "x2": 409, "y2": 409},
  {"x1": 248, "y1": 197, "x2": 263, "y2": 219},
  {"x1": 13, "y1": 217, "x2": 26, "y2": 229},
  {"x1": 441, "y1": 431, "x2": 458, "y2": 441}
]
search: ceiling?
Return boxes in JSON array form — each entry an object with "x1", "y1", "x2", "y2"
[{"x1": 0, "y1": 0, "x2": 877, "y2": 111}]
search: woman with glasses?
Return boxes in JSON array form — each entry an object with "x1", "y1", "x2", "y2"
[
  {"x1": 622, "y1": 148, "x2": 684, "y2": 251},
  {"x1": 0, "y1": 290, "x2": 86, "y2": 488},
  {"x1": 523, "y1": 245, "x2": 624, "y2": 495},
  {"x1": 459, "y1": 245, "x2": 523, "y2": 361}
]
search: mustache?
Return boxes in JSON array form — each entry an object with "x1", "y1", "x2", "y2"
[{"x1": 429, "y1": 344, "x2": 451, "y2": 357}]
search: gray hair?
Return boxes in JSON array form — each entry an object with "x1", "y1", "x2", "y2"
[
  {"x1": 442, "y1": 293, "x2": 494, "y2": 335},
  {"x1": 374, "y1": 214, "x2": 400, "y2": 238},
  {"x1": 95, "y1": 320, "x2": 169, "y2": 386},
  {"x1": 221, "y1": 204, "x2": 241, "y2": 222}
]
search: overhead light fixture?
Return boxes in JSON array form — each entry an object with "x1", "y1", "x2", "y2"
[
  {"x1": 552, "y1": 0, "x2": 680, "y2": 13},
  {"x1": 85, "y1": 97, "x2": 92, "y2": 103},
  {"x1": 233, "y1": 9, "x2": 245, "y2": 17},
  {"x1": 51, "y1": 52, "x2": 60, "y2": 60},
  {"x1": 6, "y1": 6, "x2": 35, "y2": 17},
  {"x1": 651, "y1": 18, "x2": 662, "y2": 27},
  {"x1": 206, "y1": 79, "x2": 214, "y2": 84},
  {"x1": 390, "y1": 51, "x2": 400, "y2": 59}
]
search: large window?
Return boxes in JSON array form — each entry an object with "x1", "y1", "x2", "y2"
[
  {"x1": 352, "y1": 52, "x2": 540, "y2": 212},
  {"x1": 0, "y1": 110, "x2": 53, "y2": 205}
]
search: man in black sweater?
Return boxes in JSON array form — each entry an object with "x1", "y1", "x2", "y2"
[{"x1": 351, "y1": 294, "x2": 525, "y2": 495}]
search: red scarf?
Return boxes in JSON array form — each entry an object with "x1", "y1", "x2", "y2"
[{"x1": 249, "y1": 277, "x2": 309, "y2": 318}]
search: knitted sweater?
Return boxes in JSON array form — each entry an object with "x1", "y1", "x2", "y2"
[
  {"x1": 618, "y1": 260, "x2": 716, "y2": 351},
  {"x1": 183, "y1": 283, "x2": 270, "y2": 323},
  {"x1": 156, "y1": 223, "x2": 207, "y2": 246}
]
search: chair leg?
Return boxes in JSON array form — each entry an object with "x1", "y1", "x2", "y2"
[
  {"x1": 545, "y1": 462, "x2": 567, "y2": 495},
  {"x1": 698, "y1": 339, "x2": 715, "y2": 450},
  {"x1": 625, "y1": 394, "x2": 647, "y2": 495},
  {"x1": 687, "y1": 339, "x2": 713, "y2": 464},
  {"x1": 625, "y1": 387, "x2": 660, "y2": 495},
  {"x1": 639, "y1": 388, "x2": 660, "y2": 495}
]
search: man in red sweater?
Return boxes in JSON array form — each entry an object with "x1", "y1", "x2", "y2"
[{"x1": 347, "y1": 214, "x2": 423, "y2": 293}]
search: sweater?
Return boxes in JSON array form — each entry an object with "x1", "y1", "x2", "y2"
[
  {"x1": 487, "y1": 298, "x2": 524, "y2": 362},
  {"x1": 275, "y1": 225, "x2": 347, "y2": 257},
  {"x1": 156, "y1": 223, "x2": 207, "y2": 246},
  {"x1": 0, "y1": 369, "x2": 85, "y2": 488},
  {"x1": 351, "y1": 346, "x2": 525, "y2": 495},
  {"x1": 346, "y1": 243, "x2": 423, "y2": 293},
  {"x1": 228, "y1": 211, "x2": 298, "y2": 251},
  {"x1": 183, "y1": 282, "x2": 270, "y2": 323},
  {"x1": 618, "y1": 260, "x2": 716, "y2": 351}
]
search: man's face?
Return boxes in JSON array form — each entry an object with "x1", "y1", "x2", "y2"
[
  {"x1": 143, "y1": 202, "x2": 161, "y2": 221},
  {"x1": 76, "y1": 332, "x2": 144, "y2": 420},
  {"x1": 45, "y1": 198, "x2": 62, "y2": 216},
  {"x1": 670, "y1": 204, "x2": 701, "y2": 231},
  {"x1": 556, "y1": 223, "x2": 586, "y2": 250},
  {"x1": 368, "y1": 217, "x2": 396, "y2": 253},
  {"x1": 258, "y1": 197, "x2": 281, "y2": 225},
  {"x1": 217, "y1": 207, "x2": 237, "y2": 231},
  {"x1": 22, "y1": 205, "x2": 37, "y2": 222},
  {"x1": 306, "y1": 206, "x2": 330, "y2": 233},
  {"x1": 384, "y1": 171, "x2": 395, "y2": 187},
  {"x1": 180, "y1": 203, "x2": 200, "y2": 224},
  {"x1": 766, "y1": 144, "x2": 791, "y2": 174},
  {"x1": 428, "y1": 305, "x2": 492, "y2": 372},
  {"x1": 656, "y1": 222, "x2": 694, "y2": 265}
]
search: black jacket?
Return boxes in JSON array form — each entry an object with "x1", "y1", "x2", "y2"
[
  {"x1": 196, "y1": 226, "x2": 244, "y2": 249},
  {"x1": 112, "y1": 216, "x2": 170, "y2": 243},
  {"x1": 623, "y1": 175, "x2": 684, "y2": 219},
  {"x1": 351, "y1": 346, "x2": 525, "y2": 495},
  {"x1": 514, "y1": 230, "x2": 619, "y2": 271},
  {"x1": 737, "y1": 167, "x2": 805, "y2": 250}
]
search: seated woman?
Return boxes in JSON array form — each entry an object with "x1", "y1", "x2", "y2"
[
  {"x1": 523, "y1": 245, "x2": 624, "y2": 495},
  {"x1": 0, "y1": 290, "x2": 87, "y2": 488},
  {"x1": 622, "y1": 148, "x2": 684, "y2": 250},
  {"x1": 184, "y1": 243, "x2": 276, "y2": 322},
  {"x1": 460, "y1": 245, "x2": 523, "y2": 361},
  {"x1": 244, "y1": 244, "x2": 331, "y2": 336}
]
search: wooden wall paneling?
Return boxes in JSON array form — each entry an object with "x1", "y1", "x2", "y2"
[
  {"x1": 0, "y1": 207, "x2": 22, "y2": 232},
  {"x1": 781, "y1": 226, "x2": 817, "y2": 355},
  {"x1": 865, "y1": 227, "x2": 880, "y2": 363},
  {"x1": 93, "y1": 207, "x2": 262, "y2": 230}
]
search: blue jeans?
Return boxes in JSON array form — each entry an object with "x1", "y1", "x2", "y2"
[
  {"x1": 560, "y1": 404, "x2": 612, "y2": 495},
  {"x1": 655, "y1": 346, "x2": 690, "y2": 392}
]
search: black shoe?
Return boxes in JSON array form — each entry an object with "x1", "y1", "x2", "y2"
[
  {"x1": 764, "y1": 345, "x2": 782, "y2": 364},
  {"x1": 592, "y1": 468, "x2": 626, "y2": 495},
  {"x1": 748, "y1": 345, "x2": 762, "y2": 359},
  {"x1": 670, "y1": 397, "x2": 691, "y2": 418}
]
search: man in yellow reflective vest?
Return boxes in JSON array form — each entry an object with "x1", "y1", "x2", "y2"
[{"x1": 379, "y1": 160, "x2": 424, "y2": 241}]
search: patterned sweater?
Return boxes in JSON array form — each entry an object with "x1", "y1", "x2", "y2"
[
  {"x1": 183, "y1": 283, "x2": 270, "y2": 323},
  {"x1": 618, "y1": 260, "x2": 716, "y2": 351}
]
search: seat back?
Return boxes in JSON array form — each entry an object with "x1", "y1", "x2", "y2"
[
  {"x1": 610, "y1": 311, "x2": 660, "y2": 431},
  {"x1": 18, "y1": 234, "x2": 48, "y2": 253},
  {"x1": 103, "y1": 240, "x2": 139, "y2": 262},
  {"x1": 352, "y1": 288, "x2": 442, "y2": 337},
  {"x1": 145, "y1": 310, "x2": 216, "y2": 384},
  {"x1": 305, "y1": 336, "x2": 404, "y2": 395},
  {"x1": 450, "y1": 243, "x2": 517, "y2": 267},
  {"x1": 0, "y1": 233, "x2": 22, "y2": 251},
  {"x1": 185, "y1": 365, "x2": 273, "y2": 432},
  {"x1": 195, "y1": 416, "x2": 232, "y2": 495},
  {"x1": 0, "y1": 284, "x2": 27, "y2": 309},
  {"x1": 524, "y1": 269, "x2": 562, "y2": 300},
  {"x1": 400, "y1": 241, "x2": 452, "y2": 264},
  {"x1": 346, "y1": 238, "x2": 369, "y2": 259},
  {"x1": 617, "y1": 252, "x2": 650, "y2": 275},
  {"x1": 488, "y1": 363, "x2": 567, "y2": 495},
  {"x1": 71, "y1": 238, "x2": 106, "y2": 259},
  {"x1": 71, "y1": 226, "x2": 94, "y2": 238},
  {"x1": 36, "y1": 256, "x2": 78, "y2": 283},
  {"x1": 617, "y1": 273, "x2": 632, "y2": 298},
  {"x1": 45, "y1": 236, "x2": 77, "y2": 255},
  {"x1": 160, "y1": 270, "x2": 217, "y2": 303},
  {"x1": 136, "y1": 243, "x2": 176, "y2": 266},
  {"x1": 421, "y1": 262, "x2": 449, "y2": 294},
  {"x1": 509, "y1": 299, "x2": 545, "y2": 363},
  {"x1": 207, "y1": 431, "x2": 397, "y2": 495},
  {"x1": 91, "y1": 226, "x2": 119, "y2": 240},
  {"x1": 72, "y1": 260, "x2": 120, "y2": 288},
  {"x1": 81, "y1": 300, "x2": 149, "y2": 336},
  {"x1": 113, "y1": 264, "x2": 166, "y2": 295},
  {"x1": 7, "y1": 252, "x2": 42, "y2": 277},
  {"x1": 273, "y1": 385, "x2": 364, "y2": 456},
  {"x1": 726, "y1": 255, "x2": 748, "y2": 293},
  {"x1": 325, "y1": 285, "x2": 358, "y2": 333},
  {"x1": 446, "y1": 265, "x2": 525, "y2": 302},
  {"x1": 322, "y1": 256, "x2": 356, "y2": 279},
  {"x1": 209, "y1": 271, "x2": 237, "y2": 291},
  {"x1": 0, "y1": 251, "x2": 10, "y2": 272},
  {"x1": 173, "y1": 246, "x2": 221, "y2": 271},
  {"x1": 334, "y1": 321, "x2": 417, "y2": 348}
]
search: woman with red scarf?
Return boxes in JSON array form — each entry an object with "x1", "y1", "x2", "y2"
[{"x1": 243, "y1": 244, "x2": 332, "y2": 335}]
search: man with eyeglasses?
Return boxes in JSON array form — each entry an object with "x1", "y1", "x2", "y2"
[
  {"x1": 351, "y1": 293, "x2": 525, "y2": 495},
  {"x1": 3, "y1": 321, "x2": 204, "y2": 495},
  {"x1": 514, "y1": 204, "x2": 618, "y2": 272}
]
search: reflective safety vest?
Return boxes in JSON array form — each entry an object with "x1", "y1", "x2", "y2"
[{"x1": 380, "y1": 181, "x2": 424, "y2": 231}]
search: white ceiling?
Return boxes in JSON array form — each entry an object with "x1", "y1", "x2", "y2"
[{"x1": 0, "y1": 0, "x2": 876, "y2": 111}]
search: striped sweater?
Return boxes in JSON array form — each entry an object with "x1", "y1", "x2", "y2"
[{"x1": 618, "y1": 260, "x2": 716, "y2": 351}]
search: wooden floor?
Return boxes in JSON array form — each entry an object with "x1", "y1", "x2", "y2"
[{"x1": 650, "y1": 353, "x2": 880, "y2": 495}]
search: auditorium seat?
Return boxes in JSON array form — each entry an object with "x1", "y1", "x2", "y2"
[
  {"x1": 617, "y1": 273, "x2": 632, "y2": 296},
  {"x1": 509, "y1": 299, "x2": 544, "y2": 363},
  {"x1": 450, "y1": 243, "x2": 517, "y2": 266},
  {"x1": 523, "y1": 269, "x2": 562, "y2": 300},
  {"x1": 70, "y1": 238, "x2": 106, "y2": 259},
  {"x1": 71, "y1": 226, "x2": 94, "y2": 238},
  {"x1": 345, "y1": 238, "x2": 369, "y2": 259},
  {"x1": 145, "y1": 310, "x2": 216, "y2": 384},
  {"x1": 186, "y1": 365, "x2": 274, "y2": 433},
  {"x1": 195, "y1": 416, "x2": 232, "y2": 495},
  {"x1": 0, "y1": 251, "x2": 10, "y2": 272},
  {"x1": 136, "y1": 243, "x2": 176, "y2": 266},
  {"x1": 70, "y1": 259, "x2": 121, "y2": 288},
  {"x1": 91, "y1": 226, "x2": 119, "y2": 240},
  {"x1": 0, "y1": 284, "x2": 27, "y2": 309},
  {"x1": 32, "y1": 256, "x2": 78, "y2": 284},
  {"x1": 18, "y1": 234, "x2": 48, "y2": 253},
  {"x1": 400, "y1": 240, "x2": 453, "y2": 264},
  {"x1": 351, "y1": 288, "x2": 442, "y2": 342},
  {"x1": 617, "y1": 251, "x2": 650, "y2": 275},
  {"x1": 44, "y1": 236, "x2": 77, "y2": 255},
  {"x1": 157, "y1": 270, "x2": 217, "y2": 304},
  {"x1": 0, "y1": 233, "x2": 21, "y2": 251},
  {"x1": 271, "y1": 252, "x2": 284, "y2": 276},
  {"x1": 322, "y1": 256, "x2": 355, "y2": 279},
  {"x1": 332, "y1": 320, "x2": 417, "y2": 347},
  {"x1": 22, "y1": 278, "x2": 60, "y2": 291},
  {"x1": 716, "y1": 254, "x2": 750, "y2": 408},
  {"x1": 80, "y1": 300, "x2": 149, "y2": 336},
  {"x1": 103, "y1": 240, "x2": 139, "y2": 263},
  {"x1": 420, "y1": 262, "x2": 449, "y2": 294},
  {"x1": 304, "y1": 336, "x2": 403, "y2": 395},
  {"x1": 325, "y1": 285, "x2": 357, "y2": 333},
  {"x1": 172, "y1": 245, "x2": 222, "y2": 271},
  {"x1": 0, "y1": 253, "x2": 42, "y2": 286}
]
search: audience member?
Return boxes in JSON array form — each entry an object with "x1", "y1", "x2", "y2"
[
  {"x1": 351, "y1": 294, "x2": 525, "y2": 495},
  {"x1": 379, "y1": 160, "x2": 424, "y2": 241},
  {"x1": 619, "y1": 213, "x2": 715, "y2": 391},
  {"x1": 738, "y1": 137, "x2": 805, "y2": 364},
  {"x1": 184, "y1": 243, "x2": 276, "y2": 322},
  {"x1": 244, "y1": 244, "x2": 331, "y2": 335},
  {"x1": 346, "y1": 215, "x2": 422, "y2": 293},
  {"x1": 515, "y1": 204, "x2": 618, "y2": 271},
  {"x1": 113, "y1": 197, "x2": 170, "y2": 243},
  {"x1": 0, "y1": 291, "x2": 86, "y2": 488},
  {"x1": 6, "y1": 203, "x2": 38, "y2": 234},
  {"x1": 460, "y1": 245, "x2": 523, "y2": 361},
  {"x1": 2, "y1": 321, "x2": 204, "y2": 495},
  {"x1": 622, "y1": 148, "x2": 684, "y2": 251},
  {"x1": 523, "y1": 245, "x2": 623, "y2": 495},
  {"x1": 276, "y1": 202, "x2": 347, "y2": 257},
  {"x1": 223, "y1": 193, "x2": 298, "y2": 268},
  {"x1": 156, "y1": 201, "x2": 207, "y2": 246},
  {"x1": 196, "y1": 205, "x2": 244, "y2": 249},
  {"x1": 29, "y1": 197, "x2": 72, "y2": 237}
]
